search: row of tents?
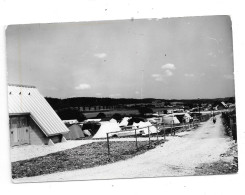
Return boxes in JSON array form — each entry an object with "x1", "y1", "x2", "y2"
[{"x1": 63, "y1": 113, "x2": 194, "y2": 140}]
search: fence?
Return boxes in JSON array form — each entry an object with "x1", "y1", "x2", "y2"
[
  {"x1": 105, "y1": 119, "x2": 201, "y2": 159},
  {"x1": 221, "y1": 111, "x2": 237, "y2": 142}
]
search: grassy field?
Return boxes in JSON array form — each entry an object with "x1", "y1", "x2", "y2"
[
  {"x1": 82, "y1": 107, "x2": 175, "y2": 118},
  {"x1": 83, "y1": 109, "x2": 140, "y2": 118},
  {"x1": 12, "y1": 140, "x2": 165, "y2": 179}
]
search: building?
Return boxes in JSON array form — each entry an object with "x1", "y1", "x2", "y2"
[
  {"x1": 8, "y1": 84, "x2": 69, "y2": 146},
  {"x1": 215, "y1": 101, "x2": 229, "y2": 110}
]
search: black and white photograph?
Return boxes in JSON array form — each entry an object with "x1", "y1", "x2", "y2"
[{"x1": 6, "y1": 15, "x2": 238, "y2": 183}]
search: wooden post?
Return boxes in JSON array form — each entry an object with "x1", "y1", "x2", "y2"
[
  {"x1": 171, "y1": 122, "x2": 173, "y2": 136},
  {"x1": 135, "y1": 129, "x2": 138, "y2": 150},
  {"x1": 106, "y1": 133, "x2": 110, "y2": 159},
  {"x1": 172, "y1": 121, "x2": 175, "y2": 135},
  {"x1": 163, "y1": 123, "x2": 166, "y2": 141},
  {"x1": 156, "y1": 124, "x2": 159, "y2": 142},
  {"x1": 148, "y1": 126, "x2": 151, "y2": 147}
]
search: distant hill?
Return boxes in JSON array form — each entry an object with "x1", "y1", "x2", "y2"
[{"x1": 45, "y1": 96, "x2": 235, "y2": 111}]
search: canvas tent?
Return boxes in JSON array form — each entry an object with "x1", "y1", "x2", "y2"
[
  {"x1": 82, "y1": 122, "x2": 101, "y2": 136},
  {"x1": 131, "y1": 121, "x2": 158, "y2": 135},
  {"x1": 182, "y1": 113, "x2": 192, "y2": 123},
  {"x1": 119, "y1": 117, "x2": 131, "y2": 127},
  {"x1": 8, "y1": 84, "x2": 69, "y2": 146},
  {"x1": 85, "y1": 119, "x2": 101, "y2": 122},
  {"x1": 100, "y1": 117, "x2": 117, "y2": 123},
  {"x1": 136, "y1": 121, "x2": 158, "y2": 135},
  {"x1": 172, "y1": 113, "x2": 192, "y2": 123},
  {"x1": 93, "y1": 122, "x2": 121, "y2": 139},
  {"x1": 162, "y1": 114, "x2": 180, "y2": 124},
  {"x1": 64, "y1": 124, "x2": 85, "y2": 140},
  {"x1": 128, "y1": 117, "x2": 145, "y2": 126}
]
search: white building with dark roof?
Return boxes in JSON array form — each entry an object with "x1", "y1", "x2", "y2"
[{"x1": 8, "y1": 84, "x2": 69, "y2": 146}]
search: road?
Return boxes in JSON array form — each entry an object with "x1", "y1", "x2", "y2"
[{"x1": 14, "y1": 114, "x2": 233, "y2": 183}]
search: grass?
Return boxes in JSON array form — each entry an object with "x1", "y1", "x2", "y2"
[
  {"x1": 194, "y1": 160, "x2": 238, "y2": 175},
  {"x1": 12, "y1": 140, "x2": 165, "y2": 179},
  {"x1": 195, "y1": 141, "x2": 238, "y2": 175}
]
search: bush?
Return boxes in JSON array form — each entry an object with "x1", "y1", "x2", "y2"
[
  {"x1": 96, "y1": 112, "x2": 106, "y2": 119},
  {"x1": 138, "y1": 107, "x2": 153, "y2": 116},
  {"x1": 57, "y1": 108, "x2": 86, "y2": 122},
  {"x1": 111, "y1": 113, "x2": 123, "y2": 122}
]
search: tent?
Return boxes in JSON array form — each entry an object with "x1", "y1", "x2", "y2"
[
  {"x1": 109, "y1": 118, "x2": 117, "y2": 123},
  {"x1": 82, "y1": 122, "x2": 101, "y2": 136},
  {"x1": 137, "y1": 121, "x2": 158, "y2": 135},
  {"x1": 173, "y1": 113, "x2": 185, "y2": 123},
  {"x1": 128, "y1": 117, "x2": 145, "y2": 126},
  {"x1": 162, "y1": 114, "x2": 180, "y2": 124},
  {"x1": 146, "y1": 117, "x2": 161, "y2": 124},
  {"x1": 100, "y1": 117, "x2": 117, "y2": 123},
  {"x1": 85, "y1": 119, "x2": 101, "y2": 122},
  {"x1": 183, "y1": 113, "x2": 192, "y2": 123},
  {"x1": 119, "y1": 117, "x2": 131, "y2": 127},
  {"x1": 93, "y1": 122, "x2": 121, "y2": 139},
  {"x1": 131, "y1": 121, "x2": 158, "y2": 135},
  {"x1": 64, "y1": 124, "x2": 85, "y2": 140}
]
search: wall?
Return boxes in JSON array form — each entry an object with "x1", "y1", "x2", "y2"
[
  {"x1": 29, "y1": 117, "x2": 49, "y2": 145},
  {"x1": 28, "y1": 117, "x2": 62, "y2": 145}
]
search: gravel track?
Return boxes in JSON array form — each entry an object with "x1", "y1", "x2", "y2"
[{"x1": 14, "y1": 114, "x2": 232, "y2": 182}]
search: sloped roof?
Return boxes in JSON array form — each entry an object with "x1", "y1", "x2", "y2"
[
  {"x1": 220, "y1": 101, "x2": 228, "y2": 108},
  {"x1": 8, "y1": 84, "x2": 69, "y2": 136}
]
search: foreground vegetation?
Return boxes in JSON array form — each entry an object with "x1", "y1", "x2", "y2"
[
  {"x1": 195, "y1": 141, "x2": 238, "y2": 175},
  {"x1": 12, "y1": 140, "x2": 164, "y2": 179}
]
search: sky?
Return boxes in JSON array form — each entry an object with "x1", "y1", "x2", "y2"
[{"x1": 6, "y1": 15, "x2": 235, "y2": 99}]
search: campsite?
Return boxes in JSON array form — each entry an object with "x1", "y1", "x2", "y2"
[
  {"x1": 6, "y1": 16, "x2": 237, "y2": 182},
  {"x1": 7, "y1": 84, "x2": 238, "y2": 182}
]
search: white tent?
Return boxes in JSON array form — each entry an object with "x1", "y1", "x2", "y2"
[
  {"x1": 109, "y1": 118, "x2": 117, "y2": 123},
  {"x1": 146, "y1": 117, "x2": 162, "y2": 124},
  {"x1": 162, "y1": 114, "x2": 180, "y2": 124},
  {"x1": 93, "y1": 122, "x2": 121, "y2": 138},
  {"x1": 131, "y1": 121, "x2": 158, "y2": 135},
  {"x1": 172, "y1": 113, "x2": 192, "y2": 123},
  {"x1": 85, "y1": 119, "x2": 101, "y2": 122},
  {"x1": 119, "y1": 117, "x2": 131, "y2": 127},
  {"x1": 183, "y1": 113, "x2": 192, "y2": 123},
  {"x1": 137, "y1": 121, "x2": 158, "y2": 135}
]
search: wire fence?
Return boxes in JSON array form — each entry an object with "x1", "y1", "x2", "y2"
[{"x1": 105, "y1": 119, "x2": 202, "y2": 159}]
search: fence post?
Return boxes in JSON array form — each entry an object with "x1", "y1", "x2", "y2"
[
  {"x1": 148, "y1": 126, "x2": 151, "y2": 147},
  {"x1": 156, "y1": 124, "x2": 159, "y2": 142},
  {"x1": 135, "y1": 128, "x2": 138, "y2": 150},
  {"x1": 171, "y1": 122, "x2": 173, "y2": 136},
  {"x1": 106, "y1": 133, "x2": 110, "y2": 159},
  {"x1": 173, "y1": 122, "x2": 175, "y2": 136},
  {"x1": 163, "y1": 123, "x2": 166, "y2": 141}
]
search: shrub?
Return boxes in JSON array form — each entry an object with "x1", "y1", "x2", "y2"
[{"x1": 96, "y1": 112, "x2": 106, "y2": 119}]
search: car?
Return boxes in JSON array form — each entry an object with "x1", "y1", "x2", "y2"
[{"x1": 110, "y1": 126, "x2": 144, "y2": 137}]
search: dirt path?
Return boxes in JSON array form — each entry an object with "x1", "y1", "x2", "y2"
[{"x1": 14, "y1": 114, "x2": 233, "y2": 182}]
